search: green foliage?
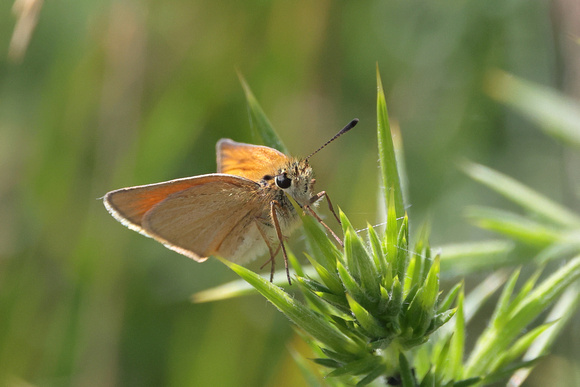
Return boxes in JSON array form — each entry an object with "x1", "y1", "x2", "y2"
[
  {"x1": 461, "y1": 162, "x2": 580, "y2": 268},
  {"x1": 207, "y1": 71, "x2": 459, "y2": 385},
  {"x1": 221, "y1": 206, "x2": 455, "y2": 385},
  {"x1": 3, "y1": 2, "x2": 577, "y2": 386},
  {"x1": 201, "y1": 70, "x2": 580, "y2": 386},
  {"x1": 463, "y1": 258, "x2": 580, "y2": 379}
]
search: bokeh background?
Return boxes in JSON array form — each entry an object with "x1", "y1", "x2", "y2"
[{"x1": 1, "y1": 0, "x2": 579, "y2": 386}]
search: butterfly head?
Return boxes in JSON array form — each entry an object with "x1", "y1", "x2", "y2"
[{"x1": 263, "y1": 158, "x2": 314, "y2": 207}]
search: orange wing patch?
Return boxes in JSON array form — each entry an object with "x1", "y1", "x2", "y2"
[{"x1": 216, "y1": 139, "x2": 289, "y2": 182}]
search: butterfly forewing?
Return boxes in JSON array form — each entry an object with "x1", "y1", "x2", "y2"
[{"x1": 104, "y1": 177, "x2": 211, "y2": 235}]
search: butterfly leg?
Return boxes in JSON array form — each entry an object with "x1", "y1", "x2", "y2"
[
  {"x1": 255, "y1": 221, "x2": 282, "y2": 282},
  {"x1": 270, "y1": 200, "x2": 292, "y2": 285},
  {"x1": 309, "y1": 190, "x2": 341, "y2": 224},
  {"x1": 305, "y1": 191, "x2": 344, "y2": 247},
  {"x1": 258, "y1": 245, "x2": 282, "y2": 271}
]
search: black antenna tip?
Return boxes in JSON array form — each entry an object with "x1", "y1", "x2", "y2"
[
  {"x1": 346, "y1": 118, "x2": 359, "y2": 130},
  {"x1": 337, "y1": 118, "x2": 359, "y2": 136},
  {"x1": 330, "y1": 118, "x2": 358, "y2": 137},
  {"x1": 305, "y1": 118, "x2": 360, "y2": 160}
]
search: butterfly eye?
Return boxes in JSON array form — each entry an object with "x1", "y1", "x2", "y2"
[{"x1": 275, "y1": 173, "x2": 292, "y2": 189}]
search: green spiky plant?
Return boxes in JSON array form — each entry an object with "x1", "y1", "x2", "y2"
[{"x1": 193, "y1": 68, "x2": 580, "y2": 386}]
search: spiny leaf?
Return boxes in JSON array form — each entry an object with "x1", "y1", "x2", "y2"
[
  {"x1": 342, "y1": 211, "x2": 380, "y2": 299},
  {"x1": 311, "y1": 357, "x2": 343, "y2": 369},
  {"x1": 448, "y1": 288, "x2": 465, "y2": 380},
  {"x1": 377, "y1": 64, "x2": 405, "y2": 222},
  {"x1": 303, "y1": 253, "x2": 343, "y2": 295},
  {"x1": 434, "y1": 334, "x2": 452, "y2": 379},
  {"x1": 321, "y1": 348, "x2": 359, "y2": 364},
  {"x1": 437, "y1": 282, "x2": 462, "y2": 314},
  {"x1": 302, "y1": 212, "x2": 342, "y2": 271},
  {"x1": 396, "y1": 216, "x2": 410, "y2": 279},
  {"x1": 480, "y1": 356, "x2": 546, "y2": 385},
  {"x1": 465, "y1": 256, "x2": 580, "y2": 377},
  {"x1": 337, "y1": 260, "x2": 367, "y2": 306},
  {"x1": 346, "y1": 294, "x2": 388, "y2": 338},
  {"x1": 287, "y1": 250, "x2": 304, "y2": 277},
  {"x1": 218, "y1": 257, "x2": 363, "y2": 355},
  {"x1": 491, "y1": 322, "x2": 554, "y2": 372},
  {"x1": 294, "y1": 277, "x2": 345, "y2": 318},
  {"x1": 427, "y1": 309, "x2": 456, "y2": 335},
  {"x1": 509, "y1": 283, "x2": 580, "y2": 385},
  {"x1": 418, "y1": 368, "x2": 434, "y2": 387},
  {"x1": 490, "y1": 268, "x2": 521, "y2": 327},
  {"x1": 410, "y1": 257, "x2": 440, "y2": 337},
  {"x1": 368, "y1": 223, "x2": 389, "y2": 278},
  {"x1": 507, "y1": 256, "x2": 580, "y2": 321},
  {"x1": 356, "y1": 364, "x2": 386, "y2": 386},
  {"x1": 385, "y1": 276, "x2": 403, "y2": 323},
  {"x1": 505, "y1": 267, "x2": 544, "y2": 317},
  {"x1": 463, "y1": 271, "x2": 508, "y2": 323},
  {"x1": 399, "y1": 351, "x2": 416, "y2": 387},
  {"x1": 326, "y1": 356, "x2": 383, "y2": 378},
  {"x1": 452, "y1": 377, "x2": 482, "y2": 387},
  {"x1": 191, "y1": 265, "x2": 317, "y2": 303}
]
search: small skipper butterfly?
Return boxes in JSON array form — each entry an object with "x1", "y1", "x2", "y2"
[{"x1": 104, "y1": 119, "x2": 358, "y2": 284}]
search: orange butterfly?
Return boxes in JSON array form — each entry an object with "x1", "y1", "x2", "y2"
[{"x1": 104, "y1": 119, "x2": 358, "y2": 283}]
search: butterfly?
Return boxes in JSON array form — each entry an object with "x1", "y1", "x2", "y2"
[{"x1": 103, "y1": 119, "x2": 358, "y2": 284}]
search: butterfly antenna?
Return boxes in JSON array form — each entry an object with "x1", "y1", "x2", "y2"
[{"x1": 305, "y1": 118, "x2": 359, "y2": 160}]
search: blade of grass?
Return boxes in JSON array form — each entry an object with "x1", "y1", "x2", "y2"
[
  {"x1": 465, "y1": 256, "x2": 580, "y2": 376},
  {"x1": 463, "y1": 270, "x2": 509, "y2": 323},
  {"x1": 485, "y1": 69, "x2": 580, "y2": 148},
  {"x1": 191, "y1": 265, "x2": 318, "y2": 303},
  {"x1": 465, "y1": 206, "x2": 563, "y2": 246},
  {"x1": 238, "y1": 73, "x2": 288, "y2": 153},
  {"x1": 438, "y1": 240, "x2": 515, "y2": 275},
  {"x1": 509, "y1": 282, "x2": 580, "y2": 386},
  {"x1": 463, "y1": 162, "x2": 580, "y2": 228},
  {"x1": 288, "y1": 346, "x2": 325, "y2": 387}
]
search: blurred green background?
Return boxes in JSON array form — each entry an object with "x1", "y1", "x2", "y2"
[{"x1": 1, "y1": 0, "x2": 578, "y2": 386}]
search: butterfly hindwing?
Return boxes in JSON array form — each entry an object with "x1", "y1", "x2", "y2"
[{"x1": 139, "y1": 174, "x2": 270, "y2": 262}]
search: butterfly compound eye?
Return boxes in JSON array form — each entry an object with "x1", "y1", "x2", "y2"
[{"x1": 275, "y1": 174, "x2": 292, "y2": 189}]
